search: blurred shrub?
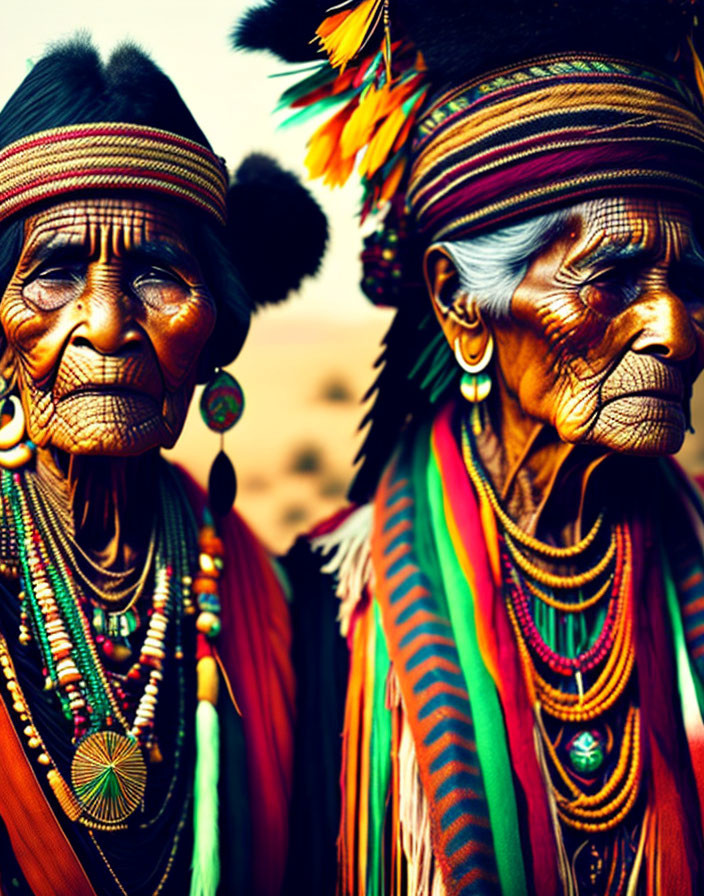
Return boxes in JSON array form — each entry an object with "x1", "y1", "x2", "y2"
[
  {"x1": 319, "y1": 375, "x2": 354, "y2": 404},
  {"x1": 288, "y1": 443, "x2": 324, "y2": 474}
]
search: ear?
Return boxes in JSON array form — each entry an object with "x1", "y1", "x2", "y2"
[{"x1": 423, "y1": 244, "x2": 493, "y2": 368}]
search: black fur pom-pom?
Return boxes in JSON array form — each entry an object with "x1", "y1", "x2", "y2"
[
  {"x1": 226, "y1": 154, "x2": 328, "y2": 307},
  {"x1": 233, "y1": 0, "x2": 327, "y2": 63}
]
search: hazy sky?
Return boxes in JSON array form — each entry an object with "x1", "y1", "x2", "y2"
[{"x1": 0, "y1": 0, "x2": 371, "y2": 322}]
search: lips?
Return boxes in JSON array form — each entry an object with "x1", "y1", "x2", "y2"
[
  {"x1": 53, "y1": 346, "x2": 163, "y2": 403},
  {"x1": 600, "y1": 386, "x2": 684, "y2": 408},
  {"x1": 57, "y1": 385, "x2": 161, "y2": 405},
  {"x1": 600, "y1": 356, "x2": 686, "y2": 408}
]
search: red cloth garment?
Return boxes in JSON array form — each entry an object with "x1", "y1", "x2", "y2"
[{"x1": 0, "y1": 668, "x2": 97, "y2": 896}]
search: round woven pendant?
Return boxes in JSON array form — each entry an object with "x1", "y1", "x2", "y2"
[
  {"x1": 71, "y1": 731, "x2": 147, "y2": 824},
  {"x1": 200, "y1": 371, "x2": 244, "y2": 433}
]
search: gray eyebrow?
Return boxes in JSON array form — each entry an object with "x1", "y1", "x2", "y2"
[
  {"x1": 22, "y1": 234, "x2": 196, "y2": 273},
  {"x1": 23, "y1": 230, "x2": 87, "y2": 260},
  {"x1": 573, "y1": 241, "x2": 652, "y2": 272},
  {"x1": 127, "y1": 239, "x2": 196, "y2": 271}
]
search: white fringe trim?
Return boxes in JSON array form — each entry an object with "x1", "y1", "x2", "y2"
[
  {"x1": 395, "y1": 672, "x2": 447, "y2": 896},
  {"x1": 311, "y1": 504, "x2": 373, "y2": 637}
]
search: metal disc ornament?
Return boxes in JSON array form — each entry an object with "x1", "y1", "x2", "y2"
[
  {"x1": 71, "y1": 730, "x2": 147, "y2": 824},
  {"x1": 200, "y1": 371, "x2": 244, "y2": 433},
  {"x1": 209, "y1": 449, "x2": 237, "y2": 516}
]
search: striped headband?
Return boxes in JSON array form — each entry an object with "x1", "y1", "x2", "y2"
[
  {"x1": 0, "y1": 122, "x2": 228, "y2": 226},
  {"x1": 407, "y1": 55, "x2": 704, "y2": 244}
]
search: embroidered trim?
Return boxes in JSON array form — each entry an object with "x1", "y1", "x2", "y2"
[{"x1": 0, "y1": 123, "x2": 228, "y2": 225}]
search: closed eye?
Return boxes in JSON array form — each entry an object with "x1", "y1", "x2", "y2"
[
  {"x1": 130, "y1": 265, "x2": 190, "y2": 310},
  {"x1": 579, "y1": 261, "x2": 642, "y2": 315},
  {"x1": 22, "y1": 263, "x2": 86, "y2": 310}
]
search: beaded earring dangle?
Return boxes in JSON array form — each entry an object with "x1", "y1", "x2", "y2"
[
  {"x1": 199, "y1": 369, "x2": 245, "y2": 517},
  {"x1": 454, "y1": 335, "x2": 493, "y2": 435}
]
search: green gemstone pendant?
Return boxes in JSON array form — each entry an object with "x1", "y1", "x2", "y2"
[{"x1": 568, "y1": 730, "x2": 605, "y2": 774}]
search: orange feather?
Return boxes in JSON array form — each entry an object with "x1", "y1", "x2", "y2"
[{"x1": 305, "y1": 103, "x2": 355, "y2": 179}]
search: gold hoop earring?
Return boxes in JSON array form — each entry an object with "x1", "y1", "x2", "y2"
[
  {"x1": 0, "y1": 395, "x2": 34, "y2": 469},
  {"x1": 454, "y1": 335, "x2": 493, "y2": 434}
]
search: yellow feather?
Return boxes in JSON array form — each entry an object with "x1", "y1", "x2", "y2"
[
  {"x1": 378, "y1": 156, "x2": 406, "y2": 206},
  {"x1": 359, "y1": 104, "x2": 406, "y2": 178},
  {"x1": 340, "y1": 84, "x2": 388, "y2": 159},
  {"x1": 317, "y1": 0, "x2": 384, "y2": 70},
  {"x1": 323, "y1": 150, "x2": 357, "y2": 187}
]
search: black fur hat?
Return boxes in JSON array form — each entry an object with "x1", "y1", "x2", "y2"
[
  {"x1": 235, "y1": 0, "x2": 699, "y2": 87},
  {"x1": 0, "y1": 37, "x2": 328, "y2": 368}
]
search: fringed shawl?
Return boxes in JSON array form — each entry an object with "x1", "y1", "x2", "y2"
[{"x1": 336, "y1": 404, "x2": 704, "y2": 895}]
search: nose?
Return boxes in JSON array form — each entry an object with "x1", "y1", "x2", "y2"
[
  {"x1": 629, "y1": 289, "x2": 697, "y2": 362},
  {"x1": 71, "y1": 273, "x2": 144, "y2": 355}
]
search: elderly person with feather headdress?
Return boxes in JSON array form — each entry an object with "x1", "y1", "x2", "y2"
[
  {"x1": 238, "y1": 1, "x2": 704, "y2": 894},
  {"x1": 0, "y1": 37, "x2": 327, "y2": 896}
]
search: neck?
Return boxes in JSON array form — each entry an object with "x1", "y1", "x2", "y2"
[
  {"x1": 33, "y1": 447, "x2": 160, "y2": 572},
  {"x1": 474, "y1": 396, "x2": 610, "y2": 542}
]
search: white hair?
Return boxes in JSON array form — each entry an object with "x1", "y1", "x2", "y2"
[{"x1": 437, "y1": 206, "x2": 572, "y2": 316}]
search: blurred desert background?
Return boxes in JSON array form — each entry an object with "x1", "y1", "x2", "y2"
[{"x1": 2, "y1": 0, "x2": 704, "y2": 552}]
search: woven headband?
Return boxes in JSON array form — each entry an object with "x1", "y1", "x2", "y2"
[
  {"x1": 0, "y1": 122, "x2": 228, "y2": 226},
  {"x1": 408, "y1": 55, "x2": 704, "y2": 243}
]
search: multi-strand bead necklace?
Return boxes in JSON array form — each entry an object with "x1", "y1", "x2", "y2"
[
  {"x1": 461, "y1": 420, "x2": 642, "y2": 838},
  {"x1": 1, "y1": 463, "x2": 223, "y2": 832}
]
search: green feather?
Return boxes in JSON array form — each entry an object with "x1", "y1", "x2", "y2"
[
  {"x1": 367, "y1": 601, "x2": 392, "y2": 895},
  {"x1": 190, "y1": 699, "x2": 220, "y2": 896},
  {"x1": 280, "y1": 93, "x2": 352, "y2": 130}
]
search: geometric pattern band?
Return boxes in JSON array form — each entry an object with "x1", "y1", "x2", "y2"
[{"x1": 372, "y1": 448, "x2": 501, "y2": 896}]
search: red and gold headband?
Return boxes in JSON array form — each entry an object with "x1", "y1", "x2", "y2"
[
  {"x1": 0, "y1": 122, "x2": 228, "y2": 226},
  {"x1": 407, "y1": 55, "x2": 704, "y2": 243}
]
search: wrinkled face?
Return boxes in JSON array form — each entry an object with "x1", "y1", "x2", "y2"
[
  {"x1": 492, "y1": 197, "x2": 704, "y2": 454},
  {"x1": 0, "y1": 197, "x2": 216, "y2": 455}
]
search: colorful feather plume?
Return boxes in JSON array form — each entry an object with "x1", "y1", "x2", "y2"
[{"x1": 280, "y1": 30, "x2": 428, "y2": 216}]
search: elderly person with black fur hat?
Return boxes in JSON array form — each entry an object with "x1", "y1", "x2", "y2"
[
  {"x1": 239, "y1": 2, "x2": 704, "y2": 894},
  {"x1": 0, "y1": 37, "x2": 326, "y2": 896}
]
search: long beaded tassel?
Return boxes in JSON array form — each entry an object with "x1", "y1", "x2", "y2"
[{"x1": 190, "y1": 512, "x2": 225, "y2": 896}]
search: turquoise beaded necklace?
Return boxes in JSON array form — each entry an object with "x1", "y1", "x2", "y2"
[{"x1": 4, "y1": 463, "x2": 197, "y2": 828}]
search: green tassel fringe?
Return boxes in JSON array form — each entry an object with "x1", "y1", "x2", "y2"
[{"x1": 190, "y1": 699, "x2": 221, "y2": 896}]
